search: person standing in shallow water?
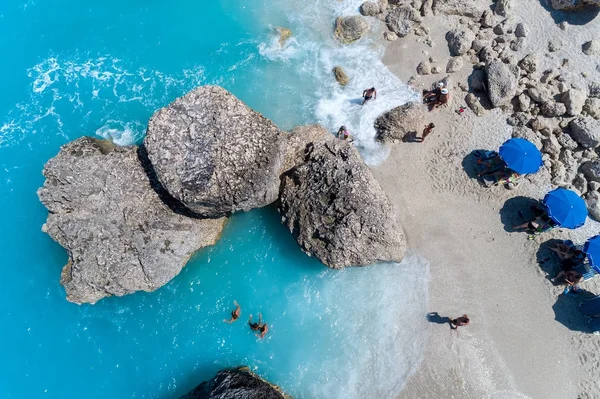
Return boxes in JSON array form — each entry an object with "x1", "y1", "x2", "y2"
[
  {"x1": 362, "y1": 87, "x2": 377, "y2": 105},
  {"x1": 223, "y1": 300, "x2": 240, "y2": 323}
]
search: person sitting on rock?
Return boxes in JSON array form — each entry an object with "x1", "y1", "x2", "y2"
[
  {"x1": 256, "y1": 322, "x2": 269, "y2": 339},
  {"x1": 337, "y1": 125, "x2": 352, "y2": 142},
  {"x1": 248, "y1": 313, "x2": 262, "y2": 331},
  {"x1": 362, "y1": 87, "x2": 377, "y2": 105},
  {"x1": 224, "y1": 300, "x2": 240, "y2": 324},
  {"x1": 450, "y1": 314, "x2": 470, "y2": 329},
  {"x1": 423, "y1": 81, "x2": 444, "y2": 103},
  {"x1": 429, "y1": 88, "x2": 450, "y2": 111}
]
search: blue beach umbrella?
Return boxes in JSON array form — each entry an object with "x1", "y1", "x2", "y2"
[
  {"x1": 543, "y1": 188, "x2": 588, "y2": 229},
  {"x1": 498, "y1": 138, "x2": 543, "y2": 174},
  {"x1": 583, "y1": 235, "x2": 600, "y2": 274}
]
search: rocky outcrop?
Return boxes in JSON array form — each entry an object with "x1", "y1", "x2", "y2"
[
  {"x1": 386, "y1": 6, "x2": 422, "y2": 37},
  {"x1": 446, "y1": 28, "x2": 475, "y2": 56},
  {"x1": 279, "y1": 126, "x2": 406, "y2": 269},
  {"x1": 333, "y1": 66, "x2": 350, "y2": 86},
  {"x1": 374, "y1": 102, "x2": 425, "y2": 142},
  {"x1": 432, "y1": 0, "x2": 485, "y2": 17},
  {"x1": 181, "y1": 367, "x2": 289, "y2": 399},
  {"x1": 144, "y1": 86, "x2": 286, "y2": 218},
  {"x1": 360, "y1": 1, "x2": 382, "y2": 16},
  {"x1": 550, "y1": 0, "x2": 600, "y2": 10},
  {"x1": 485, "y1": 60, "x2": 519, "y2": 107},
  {"x1": 37, "y1": 138, "x2": 225, "y2": 304},
  {"x1": 569, "y1": 117, "x2": 600, "y2": 148},
  {"x1": 334, "y1": 16, "x2": 369, "y2": 44}
]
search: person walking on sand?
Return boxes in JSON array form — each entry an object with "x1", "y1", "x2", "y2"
[
  {"x1": 362, "y1": 87, "x2": 377, "y2": 105},
  {"x1": 223, "y1": 300, "x2": 240, "y2": 324},
  {"x1": 450, "y1": 314, "x2": 469, "y2": 329},
  {"x1": 248, "y1": 313, "x2": 262, "y2": 331},
  {"x1": 416, "y1": 123, "x2": 435, "y2": 142}
]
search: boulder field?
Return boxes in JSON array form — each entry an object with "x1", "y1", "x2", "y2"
[{"x1": 38, "y1": 86, "x2": 407, "y2": 304}]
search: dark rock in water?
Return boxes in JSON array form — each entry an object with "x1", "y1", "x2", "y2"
[
  {"x1": 37, "y1": 137, "x2": 225, "y2": 304},
  {"x1": 144, "y1": 86, "x2": 287, "y2": 218},
  {"x1": 181, "y1": 367, "x2": 289, "y2": 399},
  {"x1": 374, "y1": 102, "x2": 425, "y2": 142},
  {"x1": 386, "y1": 6, "x2": 422, "y2": 37},
  {"x1": 334, "y1": 15, "x2": 369, "y2": 44},
  {"x1": 332, "y1": 66, "x2": 350, "y2": 86},
  {"x1": 279, "y1": 126, "x2": 406, "y2": 269}
]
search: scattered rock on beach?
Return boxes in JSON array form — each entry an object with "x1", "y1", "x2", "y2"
[
  {"x1": 583, "y1": 40, "x2": 600, "y2": 56},
  {"x1": 569, "y1": 117, "x2": 600, "y2": 148},
  {"x1": 494, "y1": 0, "x2": 512, "y2": 16},
  {"x1": 583, "y1": 97, "x2": 600, "y2": 118},
  {"x1": 480, "y1": 10, "x2": 496, "y2": 28},
  {"x1": 386, "y1": 6, "x2": 422, "y2": 37},
  {"x1": 333, "y1": 66, "x2": 350, "y2": 86},
  {"x1": 383, "y1": 31, "x2": 398, "y2": 41},
  {"x1": 432, "y1": 0, "x2": 485, "y2": 18},
  {"x1": 334, "y1": 16, "x2": 369, "y2": 44},
  {"x1": 417, "y1": 61, "x2": 431, "y2": 75},
  {"x1": 360, "y1": 1, "x2": 381, "y2": 16},
  {"x1": 485, "y1": 60, "x2": 519, "y2": 107},
  {"x1": 374, "y1": 102, "x2": 425, "y2": 142},
  {"x1": 514, "y1": 22, "x2": 528, "y2": 38},
  {"x1": 548, "y1": 40, "x2": 563, "y2": 53},
  {"x1": 541, "y1": 101, "x2": 567, "y2": 117},
  {"x1": 582, "y1": 160, "x2": 600, "y2": 183},
  {"x1": 550, "y1": 0, "x2": 600, "y2": 10},
  {"x1": 528, "y1": 85, "x2": 552, "y2": 103},
  {"x1": 37, "y1": 138, "x2": 226, "y2": 304},
  {"x1": 585, "y1": 193, "x2": 600, "y2": 222},
  {"x1": 446, "y1": 57, "x2": 464, "y2": 73},
  {"x1": 446, "y1": 28, "x2": 476, "y2": 56},
  {"x1": 561, "y1": 89, "x2": 587, "y2": 116},
  {"x1": 279, "y1": 126, "x2": 406, "y2": 269},
  {"x1": 518, "y1": 53, "x2": 539, "y2": 74},
  {"x1": 182, "y1": 367, "x2": 288, "y2": 399},
  {"x1": 517, "y1": 93, "x2": 531, "y2": 112},
  {"x1": 465, "y1": 93, "x2": 485, "y2": 116},
  {"x1": 144, "y1": 86, "x2": 286, "y2": 217}
]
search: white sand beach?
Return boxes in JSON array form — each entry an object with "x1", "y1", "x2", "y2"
[{"x1": 372, "y1": 0, "x2": 600, "y2": 397}]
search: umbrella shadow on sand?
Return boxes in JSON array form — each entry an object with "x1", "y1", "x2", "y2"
[
  {"x1": 499, "y1": 196, "x2": 541, "y2": 233},
  {"x1": 461, "y1": 150, "x2": 482, "y2": 180},
  {"x1": 552, "y1": 291, "x2": 596, "y2": 333}
]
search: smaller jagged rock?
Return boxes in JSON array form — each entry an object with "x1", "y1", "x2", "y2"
[
  {"x1": 541, "y1": 101, "x2": 567, "y2": 117},
  {"x1": 446, "y1": 28, "x2": 476, "y2": 56},
  {"x1": 561, "y1": 89, "x2": 587, "y2": 116},
  {"x1": 570, "y1": 117, "x2": 600, "y2": 148},
  {"x1": 465, "y1": 93, "x2": 485, "y2": 116},
  {"x1": 548, "y1": 40, "x2": 563, "y2": 52},
  {"x1": 375, "y1": 102, "x2": 425, "y2": 141},
  {"x1": 386, "y1": 6, "x2": 422, "y2": 37},
  {"x1": 446, "y1": 57, "x2": 464, "y2": 73},
  {"x1": 431, "y1": 66, "x2": 442, "y2": 74},
  {"x1": 573, "y1": 173, "x2": 588, "y2": 195},
  {"x1": 514, "y1": 22, "x2": 528, "y2": 37},
  {"x1": 333, "y1": 66, "x2": 350, "y2": 86},
  {"x1": 586, "y1": 193, "x2": 600, "y2": 222},
  {"x1": 485, "y1": 60, "x2": 519, "y2": 107},
  {"x1": 510, "y1": 37, "x2": 525, "y2": 52},
  {"x1": 334, "y1": 16, "x2": 369, "y2": 44},
  {"x1": 527, "y1": 86, "x2": 552, "y2": 103},
  {"x1": 583, "y1": 97, "x2": 600, "y2": 119},
  {"x1": 518, "y1": 54, "x2": 539, "y2": 74},
  {"x1": 417, "y1": 61, "x2": 431, "y2": 75},
  {"x1": 495, "y1": 0, "x2": 512, "y2": 16},
  {"x1": 583, "y1": 160, "x2": 600, "y2": 183},
  {"x1": 512, "y1": 126, "x2": 542, "y2": 149},
  {"x1": 181, "y1": 367, "x2": 288, "y2": 399},
  {"x1": 589, "y1": 82, "x2": 600, "y2": 98},
  {"x1": 480, "y1": 10, "x2": 495, "y2": 28},
  {"x1": 557, "y1": 133, "x2": 579, "y2": 150},
  {"x1": 517, "y1": 93, "x2": 531, "y2": 112},
  {"x1": 472, "y1": 39, "x2": 488, "y2": 53},
  {"x1": 583, "y1": 40, "x2": 600, "y2": 55},
  {"x1": 360, "y1": 1, "x2": 381, "y2": 16},
  {"x1": 383, "y1": 31, "x2": 398, "y2": 41}
]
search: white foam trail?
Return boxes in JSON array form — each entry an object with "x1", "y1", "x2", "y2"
[
  {"x1": 96, "y1": 120, "x2": 144, "y2": 146},
  {"x1": 257, "y1": 0, "x2": 418, "y2": 165}
]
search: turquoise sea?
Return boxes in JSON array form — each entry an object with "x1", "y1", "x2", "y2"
[{"x1": 0, "y1": 0, "x2": 428, "y2": 397}]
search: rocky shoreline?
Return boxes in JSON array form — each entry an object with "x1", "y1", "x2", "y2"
[{"x1": 38, "y1": 86, "x2": 406, "y2": 304}]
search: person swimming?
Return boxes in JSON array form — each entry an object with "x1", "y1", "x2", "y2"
[
  {"x1": 362, "y1": 87, "x2": 377, "y2": 105},
  {"x1": 248, "y1": 313, "x2": 262, "y2": 331},
  {"x1": 223, "y1": 300, "x2": 240, "y2": 324},
  {"x1": 256, "y1": 323, "x2": 269, "y2": 339}
]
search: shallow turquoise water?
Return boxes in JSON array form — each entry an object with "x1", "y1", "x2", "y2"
[{"x1": 0, "y1": 0, "x2": 427, "y2": 397}]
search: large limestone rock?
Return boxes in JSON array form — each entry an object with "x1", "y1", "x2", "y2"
[
  {"x1": 37, "y1": 138, "x2": 225, "y2": 304},
  {"x1": 432, "y1": 0, "x2": 485, "y2": 17},
  {"x1": 333, "y1": 66, "x2": 350, "y2": 86},
  {"x1": 569, "y1": 117, "x2": 600, "y2": 148},
  {"x1": 144, "y1": 86, "x2": 286, "y2": 218},
  {"x1": 334, "y1": 16, "x2": 369, "y2": 44},
  {"x1": 374, "y1": 102, "x2": 425, "y2": 142},
  {"x1": 386, "y1": 6, "x2": 422, "y2": 37},
  {"x1": 550, "y1": 0, "x2": 600, "y2": 10},
  {"x1": 485, "y1": 60, "x2": 519, "y2": 107},
  {"x1": 446, "y1": 28, "x2": 476, "y2": 56},
  {"x1": 181, "y1": 367, "x2": 288, "y2": 399},
  {"x1": 279, "y1": 126, "x2": 406, "y2": 269}
]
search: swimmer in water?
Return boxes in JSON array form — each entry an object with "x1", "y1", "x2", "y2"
[
  {"x1": 223, "y1": 300, "x2": 240, "y2": 324},
  {"x1": 256, "y1": 322, "x2": 269, "y2": 339},
  {"x1": 248, "y1": 313, "x2": 262, "y2": 331}
]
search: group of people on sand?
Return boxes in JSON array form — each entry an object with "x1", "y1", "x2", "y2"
[
  {"x1": 549, "y1": 242, "x2": 585, "y2": 294},
  {"x1": 224, "y1": 300, "x2": 269, "y2": 339},
  {"x1": 512, "y1": 204, "x2": 557, "y2": 236},
  {"x1": 423, "y1": 81, "x2": 450, "y2": 111}
]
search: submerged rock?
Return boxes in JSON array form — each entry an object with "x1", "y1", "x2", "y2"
[
  {"x1": 181, "y1": 367, "x2": 289, "y2": 399},
  {"x1": 276, "y1": 27, "x2": 292, "y2": 46},
  {"x1": 374, "y1": 102, "x2": 425, "y2": 142},
  {"x1": 37, "y1": 138, "x2": 225, "y2": 304},
  {"x1": 144, "y1": 86, "x2": 287, "y2": 218},
  {"x1": 333, "y1": 66, "x2": 350, "y2": 86},
  {"x1": 279, "y1": 126, "x2": 406, "y2": 269},
  {"x1": 334, "y1": 16, "x2": 369, "y2": 44},
  {"x1": 485, "y1": 60, "x2": 519, "y2": 107}
]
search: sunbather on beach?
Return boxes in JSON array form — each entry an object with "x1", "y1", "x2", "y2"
[
  {"x1": 248, "y1": 313, "x2": 262, "y2": 331},
  {"x1": 423, "y1": 82, "x2": 444, "y2": 103},
  {"x1": 513, "y1": 214, "x2": 556, "y2": 233},
  {"x1": 223, "y1": 300, "x2": 241, "y2": 324},
  {"x1": 450, "y1": 314, "x2": 470, "y2": 329},
  {"x1": 476, "y1": 154, "x2": 505, "y2": 176},
  {"x1": 550, "y1": 242, "x2": 585, "y2": 262},
  {"x1": 555, "y1": 270, "x2": 583, "y2": 293},
  {"x1": 429, "y1": 88, "x2": 449, "y2": 111}
]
